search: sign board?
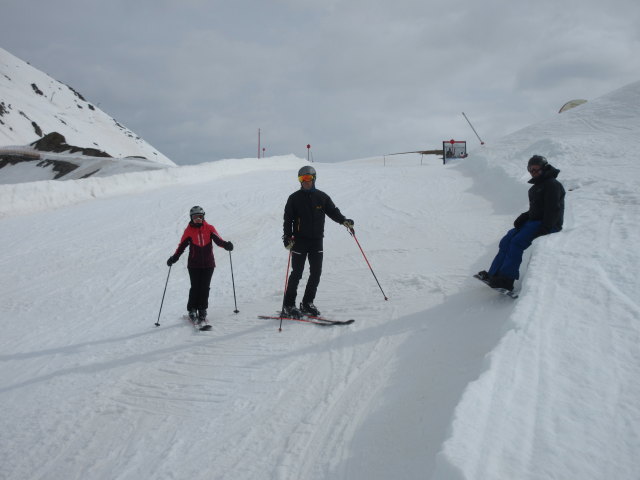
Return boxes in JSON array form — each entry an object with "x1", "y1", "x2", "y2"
[{"x1": 442, "y1": 140, "x2": 467, "y2": 164}]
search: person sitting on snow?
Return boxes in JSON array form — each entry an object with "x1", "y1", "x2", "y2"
[{"x1": 477, "y1": 155, "x2": 565, "y2": 292}]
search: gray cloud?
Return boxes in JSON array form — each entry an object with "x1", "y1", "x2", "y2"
[{"x1": 2, "y1": 0, "x2": 640, "y2": 164}]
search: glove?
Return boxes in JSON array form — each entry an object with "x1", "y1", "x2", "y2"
[
  {"x1": 343, "y1": 219, "x2": 354, "y2": 228},
  {"x1": 166, "y1": 255, "x2": 178, "y2": 266},
  {"x1": 513, "y1": 213, "x2": 529, "y2": 230},
  {"x1": 283, "y1": 235, "x2": 294, "y2": 250},
  {"x1": 224, "y1": 241, "x2": 234, "y2": 251}
]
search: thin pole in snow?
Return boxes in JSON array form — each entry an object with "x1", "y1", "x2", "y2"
[
  {"x1": 462, "y1": 112, "x2": 485, "y2": 145},
  {"x1": 347, "y1": 227, "x2": 388, "y2": 301},
  {"x1": 279, "y1": 248, "x2": 293, "y2": 332},
  {"x1": 229, "y1": 251, "x2": 239, "y2": 313},
  {"x1": 155, "y1": 265, "x2": 172, "y2": 327}
]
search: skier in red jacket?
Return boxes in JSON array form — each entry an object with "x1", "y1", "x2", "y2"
[{"x1": 167, "y1": 206, "x2": 233, "y2": 324}]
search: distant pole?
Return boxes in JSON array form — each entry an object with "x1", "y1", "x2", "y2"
[
  {"x1": 307, "y1": 144, "x2": 311, "y2": 162},
  {"x1": 262, "y1": 147, "x2": 266, "y2": 158},
  {"x1": 462, "y1": 112, "x2": 485, "y2": 145},
  {"x1": 258, "y1": 128, "x2": 261, "y2": 158}
]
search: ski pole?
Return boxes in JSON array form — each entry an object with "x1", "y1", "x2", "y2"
[
  {"x1": 279, "y1": 248, "x2": 293, "y2": 332},
  {"x1": 155, "y1": 265, "x2": 172, "y2": 327},
  {"x1": 229, "y1": 250, "x2": 239, "y2": 313},
  {"x1": 347, "y1": 227, "x2": 388, "y2": 301}
]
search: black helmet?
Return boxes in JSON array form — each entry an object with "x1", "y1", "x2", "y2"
[
  {"x1": 527, "y1": 155, "x2": 548, "y2": 168},
  {"x1": 298, "y1": 165, "x2": 316, "y2": 177},
  {"x1": 189, "y1": 205, "x2": 205, "y2": 218}
]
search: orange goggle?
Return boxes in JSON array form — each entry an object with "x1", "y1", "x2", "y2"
[{"x1": 298, "y1": 174, "x2": 315, "y2": 182}]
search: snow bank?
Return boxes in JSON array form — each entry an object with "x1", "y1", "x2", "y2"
[
  {"x1": 0, "y1": 155, "x2": 305, "y2": 218},
  {"x1": 432, "y1": 81, "x2": 640, "y2": 479}
]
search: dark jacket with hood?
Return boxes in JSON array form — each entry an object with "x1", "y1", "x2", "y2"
[
  {"x1": 283, "y1": 187, "x2": 346, "y2": 240},
  {"x1": 514, "y1": 164, "x2": 565, "y2": 236}
]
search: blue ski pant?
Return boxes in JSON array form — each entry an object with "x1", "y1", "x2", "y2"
[{"x1": 488, "y1": 221, "x2": 543, "y2": 280}]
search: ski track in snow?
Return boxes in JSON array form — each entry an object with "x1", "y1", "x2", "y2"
[
  {"x1": 3, "y1": 81, "x2": 640, "y2": 479},
  {"x1": 0, "y1": 156, "x2": 508, "y2": 480}
]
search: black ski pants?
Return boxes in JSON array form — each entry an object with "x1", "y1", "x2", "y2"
[
  {"x1": 284, "y1": 238, "x2": 323, "y2": 307},
  {"x1": 187, "y1": 267, "x2": 214, "y2": 311}
]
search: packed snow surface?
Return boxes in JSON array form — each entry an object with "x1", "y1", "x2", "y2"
[{"x1": 1, "y1": 81, "x2": 640, "y2": 480}]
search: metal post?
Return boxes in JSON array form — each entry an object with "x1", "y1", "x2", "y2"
[{"x1": 462, "y1": 112, "x2": 485, "y2": 145}]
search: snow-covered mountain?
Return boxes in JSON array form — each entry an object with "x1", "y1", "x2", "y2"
[
  {"x1": 1, "y1": 76, "x2": 639, "y2": 479},
  {"x1": 0, "y1": 47, "x2": 174, "y2": 184}
]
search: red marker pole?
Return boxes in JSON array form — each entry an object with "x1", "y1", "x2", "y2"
[
  {"x1": 347, "y1": 227, "x2": 388, "y2": 301},
  {"x1": 279, "y1": 248, "x2": 293, "y2": 332}
]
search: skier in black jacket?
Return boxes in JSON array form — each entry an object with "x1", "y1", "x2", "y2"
[
  {"x1": 477, "y1": 155, "x2": 565, "y2": 291},
  {"x1": 282, "y1": 166, "x2": 354, "y2": 318}
]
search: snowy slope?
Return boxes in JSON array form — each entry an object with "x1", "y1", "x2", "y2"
[
  {"x1": 0, "y1": 47, "x2": 174, "y2": 183},
  {"x1": 433, "y1": 80, "x2": 640, "y2": 480},
  {"x1": 1, "y1": 82, "x2": 640, "y2": 480}
]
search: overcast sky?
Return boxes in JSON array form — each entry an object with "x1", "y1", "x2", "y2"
[{"x1": 2, "y1": 0, "x2": 640, "y2": 165}]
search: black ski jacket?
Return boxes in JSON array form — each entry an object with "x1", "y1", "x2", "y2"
[
  {"x1": 516, "y1": 164, "x2": 565, "y2": 236},
  {"x1": 283, "y1": 188, "x2": 346, "y2": 240}
]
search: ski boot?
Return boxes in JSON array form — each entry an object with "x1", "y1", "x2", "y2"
[
  {"x1": 281, "y1": 304, "x2": 303, "y2": 319},
  {"x1": 476, "y1": 270, "x2": 490, "y2": 282},
  {"x1": 300, "y1": 302, "x2": 321, "y2": 317},
  {"x1": 488, "y1": 275, "x2": 515, "y2": 292},
  {"x1": 197, "y1": 309, "x2": 207, "y2": 325},
  {"x1": 188, "y1": 309, "x2": 198, "y2": 322}
]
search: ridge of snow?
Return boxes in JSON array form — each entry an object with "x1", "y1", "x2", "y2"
[{"x1": 0, "y1": 155, "x2": 304, "y2": 218}]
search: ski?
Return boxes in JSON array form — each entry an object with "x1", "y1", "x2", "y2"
[
  {"x1": 473, "y1": 274, "x2": 519, "y2": 299},
  {"x1": 305, "y1": 314, "x2": 356, "y2": 325},
  {"x1": 258, "y1": 315, "x2": 355, "y2": 326},
  {"x1": 184, "y1": 315, "x2": 212, "y2": 331}
]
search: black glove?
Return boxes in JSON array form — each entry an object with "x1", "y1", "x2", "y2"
[
  {"x1": 343, "y1": 219, "x2": 354, "y2": 228},
  {"x1": 224, "y1": 241, "x2": 234, "y2": 251},
  {"x1": 283, "y1": 235, "x2": 294, "y2": 250},
  {"x1": 167, "y1": 255, "x2": 178, "y2": 266},
  {"x1": 513, "y1": 213, "x2": 529, "y2": 230}
]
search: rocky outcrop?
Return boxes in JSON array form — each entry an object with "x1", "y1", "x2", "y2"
[{"x1": 30, "y1": 132, "x2": 111, "y2": 157}]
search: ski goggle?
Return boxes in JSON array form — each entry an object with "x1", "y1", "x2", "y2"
[
  {"x1": 298, "y1": 174, "x2": 315, "y2": 182},
  {"x1": 191, "y1": 214, "x2": 204, "y2": 220},
  {"x1": 528, "y1": 166, "x2": 542, "y2": 174}
]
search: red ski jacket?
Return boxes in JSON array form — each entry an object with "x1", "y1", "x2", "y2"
[{"x1": 173, "y1": 220, "x2": 226, "y2": 268}]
